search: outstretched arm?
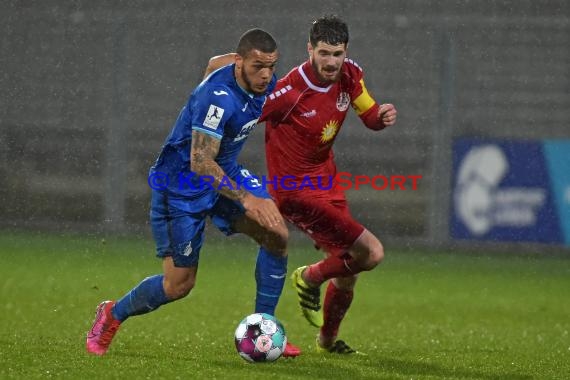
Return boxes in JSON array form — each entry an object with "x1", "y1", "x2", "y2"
[
  {"x1": 372, "y1": 103, "x2": 397, "y2": 129},
  {"x1": 352, "y1": 78, "x2": 397, "y2": 131},
  {"x1": 357, "y1": 102, "x2": 397, "y2": 130},
  {"x1": 203, "y1": 53, "x2": 238, "y2": 78}
]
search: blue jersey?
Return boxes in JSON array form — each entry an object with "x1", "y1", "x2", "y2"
[{"x1": 150, "y1": 64, "x2": 276, "y2": 211}]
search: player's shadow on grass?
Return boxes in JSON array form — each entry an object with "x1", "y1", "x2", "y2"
[
  {"x1": 211, "y1": 358, "x2": 363, "y2": 380},
  {"x1": 368, "y1": 356, "x2": 533, "y2": 380},
  {"x1": 210, "y1": 355, "x2": 533, "y2": 380}
]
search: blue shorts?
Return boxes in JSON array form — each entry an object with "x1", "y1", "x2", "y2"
[{"x1": 150, "y1": 168, "x2": 269, "y2": 267}]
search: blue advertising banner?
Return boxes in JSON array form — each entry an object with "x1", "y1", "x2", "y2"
[{"x1": 451, "y1": 138, "x2": 569, "y2": 245}]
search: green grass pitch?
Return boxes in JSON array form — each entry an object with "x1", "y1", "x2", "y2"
[{"x1": 0, "y1": 231, "x2": 569, "y2": 379}]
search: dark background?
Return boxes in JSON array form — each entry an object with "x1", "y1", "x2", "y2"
[{"x1": 1, "y1": 0, "x2": 568, "y2": 249}]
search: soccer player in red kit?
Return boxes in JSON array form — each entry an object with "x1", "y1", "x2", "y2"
[
  {"x1": 205, "y1": 15, "x2": 397, "y2": 354},
  {"x1": 260, "y1": 15, "x2": 397, "y2": 354}
]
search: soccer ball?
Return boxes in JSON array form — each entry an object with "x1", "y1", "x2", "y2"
[{"x1": 234, "y1": 313, "x2": 287, "y2": 363}]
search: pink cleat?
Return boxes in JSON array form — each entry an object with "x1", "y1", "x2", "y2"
[
  {"x1": 86, "y1": 300, "x2": 121, "y2": 355},
  {"x1": 282, "y1": 341, "x2": 302, "y2": 357}
]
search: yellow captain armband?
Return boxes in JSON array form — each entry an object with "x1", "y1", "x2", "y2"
[{"x1": 352, "y1": 79, "x2": 376, "y2": 115}]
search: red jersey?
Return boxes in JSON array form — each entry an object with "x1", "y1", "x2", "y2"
[{"x1": 261, "y1": 58, "x2": 376, "y2": 198}]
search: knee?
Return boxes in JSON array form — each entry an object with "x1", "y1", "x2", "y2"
[
  {"x1": 358, "y1": 241, "x2": 384, "y2": 271},
  {"x1": 264, "y1": 223, "x2": 289, "y2": 257},
  {"x1": 163, "y1": 277, "x2": 195, "y2": 300}
]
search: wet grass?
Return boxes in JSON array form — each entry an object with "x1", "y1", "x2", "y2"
[{"x1": 0, "y1": 231, "x2": 569, "y2": 379}]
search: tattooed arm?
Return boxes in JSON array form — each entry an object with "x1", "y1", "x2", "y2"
[
  {"x1": 191, "y1": 130, "x2": 248, "y2": 202},
  {"x1": 191, "y1": 130, "x2": 284, "y2": 227}
]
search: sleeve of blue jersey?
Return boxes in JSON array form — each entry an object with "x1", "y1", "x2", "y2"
[{"x1": 191, "y1": 84, "x2": 234, "y2": 140}]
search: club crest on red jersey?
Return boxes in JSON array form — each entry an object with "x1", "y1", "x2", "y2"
[{"x1": 336, "y1": 92, "x2": 350, "y2": 111}]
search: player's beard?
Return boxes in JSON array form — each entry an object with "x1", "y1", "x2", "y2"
[
  {"x1": 241, "y1": 66, "x2": 267, "y2": 96},
  {"x1": 311, "y1": 59, "x2": 341, "y2": 84}
]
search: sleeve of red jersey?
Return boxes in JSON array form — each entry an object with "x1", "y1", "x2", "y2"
[
  {"x1": 347, "y1": 60, "x2": 387, "y2": 131},
  {"x1": 260, "y1": 77, "x2": 294, "y2": 123}
]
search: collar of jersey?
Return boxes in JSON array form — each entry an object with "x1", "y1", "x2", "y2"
[{"x1": 298, "y1": 61, "x2": 333, "y2": 93}]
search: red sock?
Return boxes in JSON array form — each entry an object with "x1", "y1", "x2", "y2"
[
  {"x1": 304, "y1": 255, "x2": 357, "y2": 285},
  {"x1": 321, "y1": 281, "x2": 353, "y2": 339}
]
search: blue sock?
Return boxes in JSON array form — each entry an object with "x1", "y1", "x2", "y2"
[
  {"x1": 255, "y1": 247, "x2": 287, "y2": 315},
  {"x1": 112, "y1": 274, "x2": 171, "y2": 322}
]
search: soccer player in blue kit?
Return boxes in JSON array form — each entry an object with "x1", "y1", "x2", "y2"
[{"x1": 86, "y1": 28, "x2": 301, "y2": 357}]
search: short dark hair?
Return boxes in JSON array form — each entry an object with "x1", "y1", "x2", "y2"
[
  {"x1": 309, "y1": 15, "x2": 349, "y2": 47},
  {"x1": 236, "y1": 28, "x2": 277, "y2": 58}
]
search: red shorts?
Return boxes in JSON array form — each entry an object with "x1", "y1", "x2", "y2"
[{"x1": 277, "y1": 195, "x2": 365, "y2": 257}]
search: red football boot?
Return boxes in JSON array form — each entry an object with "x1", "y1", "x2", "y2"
[{"x1": 282, "y1": 341, "x2": 302, "y2": 357}]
